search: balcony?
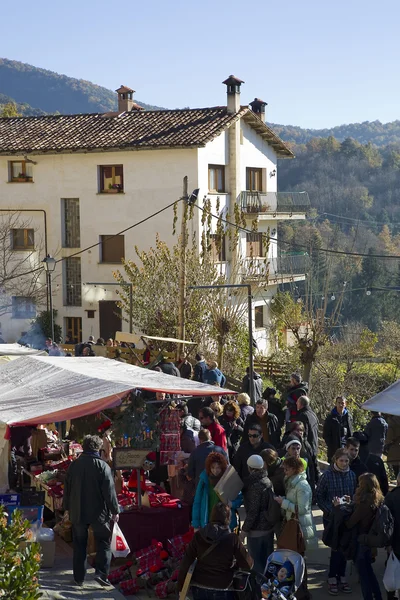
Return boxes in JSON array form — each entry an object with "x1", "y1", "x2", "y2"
[
  {"x1": 239, "y1": 191, "x2": 310, "y2": 215},
  {"x1": 242, "y1": 252, "x2": 310, "y2": 283}
]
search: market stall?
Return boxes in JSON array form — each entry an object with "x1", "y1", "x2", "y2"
[
  {"x1": 362, "y1": 380, "x2": 400, "y2": 415},
  {"x1": 0, "y1": 355, "x2": 234, "y2": 554}
]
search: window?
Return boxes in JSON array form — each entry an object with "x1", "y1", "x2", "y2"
[
  {"x1": 100, "y1": 235, "x2": 125, "y2": 263},
  {"x1": 11, "y1": 229, "x2": 34, "y2": 250},
  {"x1": 246, "y1": 167, "x2": 263, "y2": 192},
  {"x1": 12, "y1": 296, "x2": 36, "y2": 319},
  {"x1": 62, "y1": 199, "x2": 80, "y2": 248},
  {"x1": 65, "y1": 317, "x2": 82, "y2": 343},
  {"x1": 9, "y1": 161, "x2": 33, "y2": 182},
  {"x1": 255, "y1": 306, "x2": 264, "y2": 329},
  {"x1": 86, "y1": 310, "x2": 95, "y2": 319},
  {"x1": 208, "y1": 165, "x2": 225, "y2": 193},
  {"x1": 99, "y1": 165, "x2": 124, "y2": 193},
  {"x1": 64, "y1": 257, "x2": 82, "y2": 306},
  {"x1": 210, "y1": 234, "x2": 226, "y2": 262},
  {"x1": 246, "y1": 232, "x2": 263, "y2": 257}
]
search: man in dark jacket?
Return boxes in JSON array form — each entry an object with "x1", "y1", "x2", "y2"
[
  {"x1": 242, "y1": 367, "x2": 263, "y2": 402},
  {"x1": 296, "y1": 396, "x2": 319, "y2": 459},
  {"x1": 365, "y1": 452, "x2": 389, "y2": 495},
  {"x1": 158, "y1": 357, "x2": 180, "y2": 377},
  {"x1": 242, "y1": 399, "x2": 281, "y2": 448},
  {"x1": 240, "y1": 455, "x2": 280, "y2": 573},
  {"x1": 176, "y1": 354, "x2": 193, "y2": 379},
  {"x1": 263, "y1": 387, "x2": 285, "y2": 429},
  {"x1": 63, "y1": 435, "x2": 119, "y2": 587},
  {"x1": 323, "y1": 396, "x2": 353, "y2": 462},
  {"x1": 346, "y1": 437, "x2": 368, "y2": 481},
  {"x1": 364, "y1": 412, "x2": 388, "y2": 457},
  {"x1": 385, "y1": 474, "x2": 400, "y2": 600},
  {"x1": 233, "y1": 424, "x2": 274, "y2": 481},
  {"x1": 193, "y1": 353, "x2": 207, "y2": 383},
  {"x1": 176, "y1": 402, "x2": 201, "y2": 431},
  {"x1": 285, "y1": 373, "x2": 308, "y2": 423},
  {"x1": 187, "y1": 429, "x2": 228, "y2": 484}
]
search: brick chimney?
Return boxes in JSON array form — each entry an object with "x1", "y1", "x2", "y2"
[
  {"x1": 116, "y1": 85, "x2": 144, "y2": 113},
  {"x1": 249, "y1": 98, "x2": 267, "y2": 122},
  {"x1": 222, "y1": 75, "x2": 244, "y2": 113}
]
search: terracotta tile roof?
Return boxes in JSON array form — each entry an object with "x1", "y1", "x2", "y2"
[{"x1": 0, "y1": 106, "x2": 293, "y2": 158}]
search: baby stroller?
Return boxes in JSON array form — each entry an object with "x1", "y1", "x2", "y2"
[{"x1": 233, "y1": 550, "x2": 305, "y2": 600}]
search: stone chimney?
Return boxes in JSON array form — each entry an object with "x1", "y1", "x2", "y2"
[
  {"x1": 249, "y1": 98, "x2": 267, "y2": 122},
  {"x1": 222, "y1": 75, "x2": 244, "y2": 113},
  {"x1": 115, "y1": 85, "x2": 144, "y2": 113}
]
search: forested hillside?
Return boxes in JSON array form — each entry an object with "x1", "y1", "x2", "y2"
[
  {"x1": 278, "y1": 136, "x2": 400, "y2": 330},
  {"x1": 0, "y1": 59, "x2": 162, "y2": 114}
]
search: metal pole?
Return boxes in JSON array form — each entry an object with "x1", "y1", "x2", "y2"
[
  {"x1": 247, "y1": 284, "x2": 255, "y2": 405},
  {"x1": 178, "y1": 177, "x2": 188, "y2": 359},
  {"x1": 129, "y1": 284, "x2": 133, "y2": 334},
  {"x1": 48, "y1": 272, "x2": 55, "y2": 342}
]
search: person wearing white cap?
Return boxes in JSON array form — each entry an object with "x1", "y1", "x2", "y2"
[
  {"x1": 239, "y1": 454, "x2": 281, "y2": 573},
  {"x1": 284, "y1": 439, "x2": 308, "y2": 472}
]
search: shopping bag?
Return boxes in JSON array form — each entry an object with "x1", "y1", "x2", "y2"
[
  {"x1": 383, "y1": 551, "x2": 400, "y2": 592},
  {"x1": 111, "y1": 523, "x2": 130, "y2": 558}
]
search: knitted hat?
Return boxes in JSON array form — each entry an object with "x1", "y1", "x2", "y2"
[
  {"x1": 280, "y1": 560, "x2": 294, "y2": 580},
  {"x1": 247, "y1": 454, "x2": 264, "y2": 470},
  {"x1": 285, "y1": 438, "x2": 302, "y2": 451}
]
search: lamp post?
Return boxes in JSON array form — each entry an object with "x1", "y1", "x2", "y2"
[
  {"x1": 188, "y1": 283, "x2": 255, "y2": 404},
  {"x1": 42, "y1": 254, "x2": 56, "y2": 342}
]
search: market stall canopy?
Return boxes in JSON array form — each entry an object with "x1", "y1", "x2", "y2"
[
  {"x1": 0, "y1": 355, "x2": 235, "y2": 426},
  {"x1": 0, "y1": 344, "x2": 46, "y2": 356},
  {"x1": 141, "y1": 335, "x2": 197, "y2": 345},
  {"x1": 362, "y1": 379, "x2": 400, "y2": 415}
]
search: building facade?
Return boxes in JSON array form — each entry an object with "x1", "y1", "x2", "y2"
[{"x1": 0, "y1": 78, "x2": 309, "y2": 351}]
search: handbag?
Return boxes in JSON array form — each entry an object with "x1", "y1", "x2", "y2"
[
  {"x1": 179, "y1": 539, "x2": 222, "y2": 600},
  {"x1": 276, "y1": 504, "x2": 305, "y2": 555}
]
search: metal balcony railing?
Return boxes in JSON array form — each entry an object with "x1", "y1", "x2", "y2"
[
  {"x1": 242, "y1": 253, "x2": 310, "y2": 281},
  {"x1": 239, "y1": 191, "x2": 310, "y2": 214}
]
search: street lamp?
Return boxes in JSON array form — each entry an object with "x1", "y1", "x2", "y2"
[
  {"x1": 42, "y1": 254, "x2": 56, "y2": 342},
  {"x1": 188, "y1": 283, "x2": 255, "y2": 404}
]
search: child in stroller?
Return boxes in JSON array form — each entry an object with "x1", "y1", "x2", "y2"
[{"x1": 260, "y1": 550, "x2": 305, "y2": 600}]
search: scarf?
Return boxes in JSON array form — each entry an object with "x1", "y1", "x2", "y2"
[{"x1": 333, "y1": 462, "x2": 350, "y2": 473}]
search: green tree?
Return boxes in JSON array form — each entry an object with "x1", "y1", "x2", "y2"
[
  {"x1": 29, "y1": 310, "x2": 62, "y2": 344},
  {"x1": 0, "y1": 102, "x2": 20, "y2": 117}
]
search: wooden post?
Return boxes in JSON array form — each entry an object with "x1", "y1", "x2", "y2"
[{"x1": 177, "y1": 176, "x2": 188, "y2": 359}]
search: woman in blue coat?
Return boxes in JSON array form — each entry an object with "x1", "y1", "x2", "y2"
[{"x1": 192, "y1": 452, "x2": 242, "y2": 532}]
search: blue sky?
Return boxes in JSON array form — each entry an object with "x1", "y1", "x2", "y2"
[{"x1": 1, "y1": 0, "x2": 399, "y2": 128}]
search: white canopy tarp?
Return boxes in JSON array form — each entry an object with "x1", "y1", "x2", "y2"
[
  {"x1": 362, "y1": 379, "x2": 400, "y2": 415},
  {"x1": 0, "y1": 344, "x2": 46, "y2": 356},
  {"x1": 0, "y1": 356, "x2": 235, "y2": 491}
]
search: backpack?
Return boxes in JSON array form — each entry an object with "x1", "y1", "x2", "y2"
[{"x1": 366, "y1": 503, "x2": 394, "y2": 548}]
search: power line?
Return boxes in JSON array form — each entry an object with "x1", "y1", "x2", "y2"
[
  {"x1": 195, "y1": 204, "x2": 400, "y2": 260},
  {"x1": 317, "y1": 212, "x2": 400, "y2": 228}
]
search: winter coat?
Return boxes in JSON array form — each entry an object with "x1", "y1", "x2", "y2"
[
  {"x1": 386, "y1": 416, "x2": 400, "y2": 464},
  {"x1": 159, "y1": 361, "x2": 181, "y2": 377},
  {"x1": 350, "y1": 456, "x2": 368, "y2": 482},
  {"x1": 242, "y1": 470, "x2": 281, "y2": 533},
  {"x1": 316, "y1": 466, "x2": 357, "y2": 518},
  {"x1": 322, "y1": 504, "x2": 358, "y2": 560},
  {"x1": 323, "y1": 408, "x2": 353, "y2": 462},
  {"x1": 243, "y1": 412, "x2": 281, "y2": 448},
  {"x1": 365, "y1": 415, "x2": 388, "y2": 456},
  {"x1": 296, "y1": 406, "x2": 319, "y2": 458},
  {"x1": 366, "y1": 453, "x2": 389, "y2": 496},
  {"x1": 285, "y1": 381, "x2": 308, "y2": 422},
  {"x1": 182, "y1": 414, "x2": 201, "y2": 432},
  {"x1": 281, "y1": 472, "x2": 316, "y2": 548},
  {"x1": 240, "y1": 404, "x2": 254, "y2": 422},
  {"x1": 177, "y1": 524, "x2": 251, "y2": 591},
  {"x1": 193, "y1": 359, "x2": 207, "y2": 383},
  {"x1": 176, "y1": 360, "x2": 193, "y2": 379},
  {"x1": 187, "y1": 441, "x2": 228, "y2": 484},
  {"x1": 385, "y1": 486, "x2": 400, "y2": 560},
  {"x1": 242, "y1": 372, "x2": 263, "y2": 402},
  {"x1": 233, "y1": 440, "x2": 274, "y2": 482},
  {"x1": 192, "y1": 470, "x2": 242, "y2": 530},
  {"x1": 208, "y1": 420, "x2": 228, "y2": 452},
  {"x1": 63, "y1": 452, "x2": 119, "y2": 525},
  {"x1": 204, "y1": 368, "x2": 226, "y2": 388},
  {"x1": 267, "y1": 458, "x2": 286, "y2": 496},
  {"x1": 263, "y1": 395, "x2": 286, "y2": 429},
  {"x1": 219, "y1": 415, "x2": 244, "y2": 460}
]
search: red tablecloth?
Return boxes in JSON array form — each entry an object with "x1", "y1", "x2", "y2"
[{"x1": 118, "y1": 505, "x2": 190, "y2": 552}]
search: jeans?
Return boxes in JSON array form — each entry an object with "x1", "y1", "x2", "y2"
[
  {"x1": 355, "y1": 544, "x2": 382, "y2": 600},
  {"x1": 246, "y1": 533, "x2": 274, "y2": 574},
  {"x1": 192, "y1": 588, "x2": 235, "y2": 600},
  {"x1": 72, "y1": 522, "x2": 112, "y2": 583},
  {"x1": 328, "y1": 549, "x2": 347, "y2": 579}
]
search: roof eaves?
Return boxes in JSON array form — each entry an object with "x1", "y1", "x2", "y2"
[{"x1": 242, "y1": 111, "x2": 294, "y2": 158}]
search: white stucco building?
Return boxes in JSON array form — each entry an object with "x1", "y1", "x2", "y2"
[{"x1": 0, "y1": 77, "x2": 309, "y2": 351}]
